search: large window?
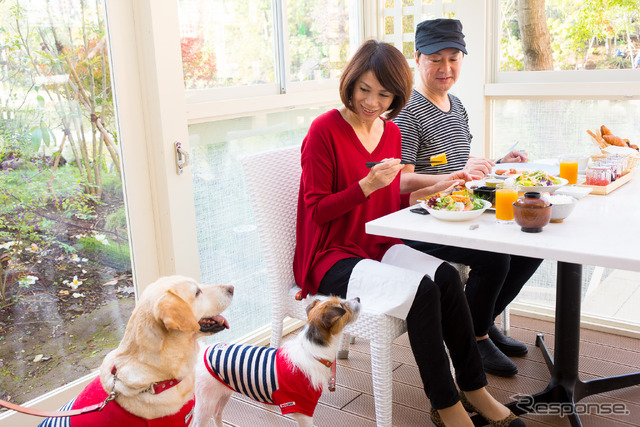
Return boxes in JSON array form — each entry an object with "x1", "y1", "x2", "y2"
[
  {"x1": 178, "y1": 0, "x2": 356, "y2": 97},
  {"x1": 178, "y1": 0, "x2": 276, "y2": 89},
  {"x1": 178, "y1": 1, "x2": 357, "y2": 342},
  {"x1": 189, "y1": 106, "x2": 337, "y2": 343},
  {"x1": 489, "y1": 0, "x2": 640, "y2": 330},
  {"x1": 500, "y1": 0, "x2": 640, "y2": 72},
  {"x1": 0, "y1": 0, "x2": 133, "y2": 408}
]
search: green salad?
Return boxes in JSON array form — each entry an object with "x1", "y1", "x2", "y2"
[
  {"x1": 426, "y1": 193, "x2": 485, "y2": 212},
  {"x1": 515, "y1": 170, "x2": 562, "y2": 187}
]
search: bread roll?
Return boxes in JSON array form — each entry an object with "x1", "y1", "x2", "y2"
[
  {"x1": 601, "y1": 125, "x2": 613, "y2": 136},
  {"x1": 602, "y1": 134, "x2": 627, "y2": 147}
]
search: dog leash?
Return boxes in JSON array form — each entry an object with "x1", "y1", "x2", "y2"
[
  {"x1": 0, "y1": 367, "x2": 184, "y2": 419},
  {"x1": 0, "y1": 392, "x2": 116, "y2": 418}
]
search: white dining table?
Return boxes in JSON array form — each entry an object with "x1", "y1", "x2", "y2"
[{"x1": 366, "y1": 172, "x2": 640, "y2": 427}]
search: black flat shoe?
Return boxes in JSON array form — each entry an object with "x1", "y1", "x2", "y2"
[
  {"x1": 477, "y1": 338, "x2": 518, "y2": 377},
  {"x1": 488, "y1": 324, "x2": 528, "y2": 357},
  {"x1": 459, "y1": 391, "x2": 527, "y2": 426}
]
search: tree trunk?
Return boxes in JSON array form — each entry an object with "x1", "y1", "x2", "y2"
[{"x1": 516, "y1": 0, "x2": 554, "y2": 70}]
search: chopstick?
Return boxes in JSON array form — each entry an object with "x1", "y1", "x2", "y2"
[
  {"x1": 365, "y1": 153, "x2": 448, "y2": 168},
  {"x1": 365, "y1": 159, "x2": 446, "y2": 168}
]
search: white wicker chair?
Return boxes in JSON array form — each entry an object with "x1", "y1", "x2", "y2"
[
  {"x1": 241, "y1": 145, "x2": 478, "y2": 426},
  {"x1": 241, "y1": 145, "x2": 406, "y2": 427}
]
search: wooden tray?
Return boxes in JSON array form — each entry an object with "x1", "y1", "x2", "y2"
[{"x1": 577, "y1": 169, "x2": 634, "y2": 195}]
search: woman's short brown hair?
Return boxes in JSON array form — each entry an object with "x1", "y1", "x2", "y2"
[{"x1": 339, "y1": 40, "x2": 413, "y2": 121}]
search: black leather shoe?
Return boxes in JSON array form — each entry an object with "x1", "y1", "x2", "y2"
[
  {"x1": 488, "y1": 324, "x2": 528, "y2": 357},
  {"x1": 477, "y1": 338, "x2": 518, "y2": 377}
]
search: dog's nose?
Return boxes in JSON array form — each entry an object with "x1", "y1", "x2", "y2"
[
  {"x1": 354, "y1": 297, "x2": 360, "y2": 303},
  {"x1": 227, "y1": 285, "x2": 234, "y2": 295}
]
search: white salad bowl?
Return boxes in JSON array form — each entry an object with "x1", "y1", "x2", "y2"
[
  {"x1": 420, "y1": 199, "x2": 492, "y2": 222},
  {"x1": 505, "y1": 176, "x2": 569, "y2": 194}
]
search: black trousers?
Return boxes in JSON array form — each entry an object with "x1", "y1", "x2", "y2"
[
  {"x1": 319, "y1": 257, "x2": 487, "y2": 410},
  {"x1": 403, "y1": 241, "x2": 543, "y2": 337}
]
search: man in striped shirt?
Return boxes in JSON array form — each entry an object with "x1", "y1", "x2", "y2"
[{"x1": 394, "y1": 18, "x2": 542, "y2": 378}]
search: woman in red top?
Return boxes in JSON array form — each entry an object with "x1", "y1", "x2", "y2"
[{"x1": 293, "y1": 40, "x2": 525, "y2": 427}]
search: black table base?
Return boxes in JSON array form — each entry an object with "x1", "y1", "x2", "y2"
[{"x1": 472, "y1": 262, "x2": 640, "y2": 427}]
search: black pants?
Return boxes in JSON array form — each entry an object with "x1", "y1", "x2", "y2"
[
  {"x1": 403, "y1": 241, "x2": 543, "y2": 337},
  {"x1": 319, "y1": 257, "x2": 487, "y2": 410}
]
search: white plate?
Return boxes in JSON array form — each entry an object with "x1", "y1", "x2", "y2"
[
  {"x1": 553, "y1": 186, "x2": 593, "y2": 199},
  {"x1": 504, "y1": 176, "x2": 569, "y2": 194},
  {"x1": 489, "y1": 163, "x2": 560, "y2": 179},
  {"x1": 420, "y1": 199, "x2": 492, "y2": 222}
]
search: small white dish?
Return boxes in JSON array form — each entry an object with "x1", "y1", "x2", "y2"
[
  {"x1": 421, "y1": 199, "x2": 492, "y2": 222},
  {"x1": 553, "y1": 186, "x2": 593, "y2": 199},
  {"x1": 465, "y1": 180, "x2": 486, "y2": 190}
]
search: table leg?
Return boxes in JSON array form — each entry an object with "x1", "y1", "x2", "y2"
[{"x1": 472, "y1": 261, "x2": 640, "y2": 427}]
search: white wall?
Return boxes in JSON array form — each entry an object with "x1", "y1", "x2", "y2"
[{"x1": 452, "y1": 0, "x2": 488, "y2": 158}]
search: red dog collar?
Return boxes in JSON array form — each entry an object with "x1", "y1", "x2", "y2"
[{"x1": 111, "y1": 366, "x2": 182, "y2": 395}]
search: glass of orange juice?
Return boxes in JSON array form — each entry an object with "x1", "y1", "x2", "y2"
[
  {"x1": 495, "y1": 188, "x2": 518, "y2": 223},
  {"x1": 559, "y1": 155, "x2": 579, "y2": 185}
]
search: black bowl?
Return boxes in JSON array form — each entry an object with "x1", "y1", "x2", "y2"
[{"x1": 471, "y1": 186, "x2": 496, "y2": 206}]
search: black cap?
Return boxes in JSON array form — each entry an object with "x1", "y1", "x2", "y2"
[{"x1": 415, "y1": 18, "x2": 467, "y2": 55}]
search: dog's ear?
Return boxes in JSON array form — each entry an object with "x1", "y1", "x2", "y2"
[
  {"x1": 153, "y1": 289, "x2": 200, "y2": 332},
  {"x1": 305, "y1": 299, "x2": 321, "y2": 317},
  {"x1": 321, "y1": 305, "x2": 347, "y2": 329}
]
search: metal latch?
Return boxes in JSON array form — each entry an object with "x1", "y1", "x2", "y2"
[{"x1": 175, "y1": 142, "x2": 189, "y2": 175}]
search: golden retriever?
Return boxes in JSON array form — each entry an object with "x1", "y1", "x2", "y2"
[{"x1": 38, "y1": 275, "x2": 233, "y2": 426}]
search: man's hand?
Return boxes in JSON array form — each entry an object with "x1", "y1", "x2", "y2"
[
  {"x1": 501, "y1": 149, "x2": 528, "y2": 163},
  {"x1": 463, "y1": 157, "x2": 495, "y2": 178}
]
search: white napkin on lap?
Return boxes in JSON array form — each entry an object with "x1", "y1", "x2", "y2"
[{"x1": 346, "y1": 244, "x2": 443, "y2": 319}]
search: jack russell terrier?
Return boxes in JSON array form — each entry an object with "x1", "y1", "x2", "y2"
[{"x1": 193, "y1": 296, "x2": 360, "y2": 427}]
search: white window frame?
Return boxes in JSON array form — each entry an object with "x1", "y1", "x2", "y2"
[{"x1": 186, "y1": 0, "x2": 365, "y2": 123}]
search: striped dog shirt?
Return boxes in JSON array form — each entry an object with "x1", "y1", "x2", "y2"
[{"x1": 203, "y1": 343, "x2": 323, "y2": 417}]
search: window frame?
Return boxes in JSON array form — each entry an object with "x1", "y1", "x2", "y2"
[{"x1": 183, "y1": 0, "x2": 365, "y2": 123}]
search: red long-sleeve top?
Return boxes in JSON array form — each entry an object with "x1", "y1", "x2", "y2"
[{"x1": 293, "y1": 109, "x2": 411, "y2": 297}]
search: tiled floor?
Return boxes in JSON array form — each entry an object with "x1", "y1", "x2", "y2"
[{"x1": 216, "y1": 315, "x2": 640, "y2": 426}]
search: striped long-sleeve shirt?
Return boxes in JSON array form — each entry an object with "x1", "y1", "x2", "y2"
[
  {"x1": 203, "y1": 343, "x2": 323, "y2": 417},
  {"x1": 393, "y1": 89, "x2": 471, "y2": 175}
]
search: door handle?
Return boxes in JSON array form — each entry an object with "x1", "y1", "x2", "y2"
[{"x1": 175, "y1": 142, "x2": 189, "y2": 175}]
